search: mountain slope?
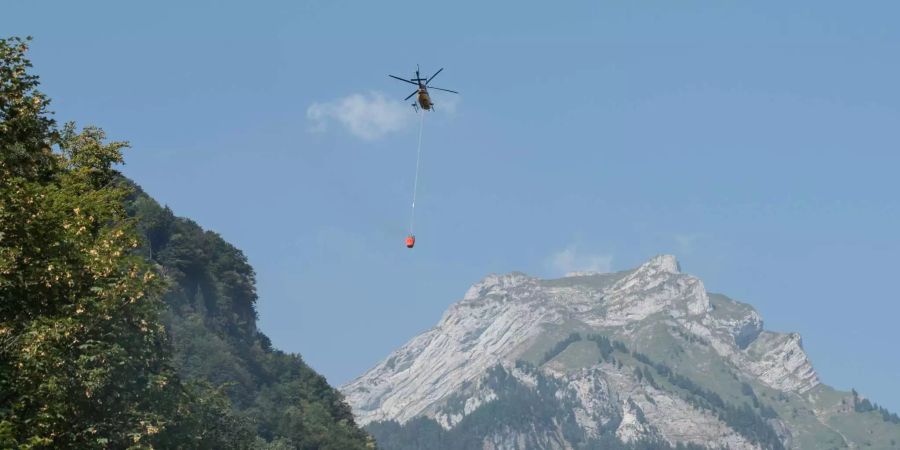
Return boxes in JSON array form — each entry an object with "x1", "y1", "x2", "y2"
[
  {"x1": 126, "y1": 182, "x2": 372, "y2": 449},
  {"x1": 343, "y1": 255, "x2": 900, "y2": 449}
]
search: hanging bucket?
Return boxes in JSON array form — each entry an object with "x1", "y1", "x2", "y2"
[{"x1": 405, "y1": 235, "x2": 416, "y2": 249}]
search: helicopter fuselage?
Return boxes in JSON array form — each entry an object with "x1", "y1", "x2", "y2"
[{"x1": 417, "y1": 87, "x2": 432, "y2": 110}]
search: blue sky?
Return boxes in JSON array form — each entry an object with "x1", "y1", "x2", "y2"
[{"x1": 4, "y1": 1, "x2": 900, "y2": 411}]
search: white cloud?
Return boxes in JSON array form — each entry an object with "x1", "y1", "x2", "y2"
[
  {"x1": 431, "y1": 92, "x2": 461, "y2": 115},
  {"x1": 307, "y1": 91, "x2": 412, "y2": 141},
  {"x1": 548, "y1": 245, "x2": 613, "y2": 276}
]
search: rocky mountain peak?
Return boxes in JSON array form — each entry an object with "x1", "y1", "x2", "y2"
[
  {"x1": 641, "y1": 254, "x2": 682, "y2": 274},
  {"x1": 340, "y1": 255, "x2": 871, "y2": 449},
  {"x1": 462, "y1": 271, "x2": 535, "y2": 302}
]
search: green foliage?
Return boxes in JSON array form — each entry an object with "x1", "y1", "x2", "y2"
[
  {"x1": 539, "y1": 332, "x2": 582, "y2": 364},
  {"x1": 366, "y1": 417, "x2": 447, "y2": 450},
  {"x1": 1, "y1": 36, "x2": 370, "y2": 449},
  {"x1": 0, "y1": 36, "x2": 201, "y2": 448},
  {"x1": 0, "y1": 37, "x2": 57, "y2": 182},
  {"x1": 852, "y1": 389, "x2": 900, "y2": 424},
  {"x1": 585, "y1": 333, "x2": 614, "y2": 361},
  {"x1": 126, "y1": 185, "x2": 371, "y2": 448}
]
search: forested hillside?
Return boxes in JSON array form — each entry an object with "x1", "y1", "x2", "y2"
[
  {"x1": 126, "y1": 182, "x2": 372, "y2": 448},
  {"x1": 0, "y1": 36, "x2": 371, "y2": 449}
]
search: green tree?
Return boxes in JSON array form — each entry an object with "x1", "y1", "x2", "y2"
[
  {"x1": 0, "y1": 36, "x2": 194, "y2": 449},
  {"x1": 2, "y1": 36, "x2": 371, "y2": 449}
]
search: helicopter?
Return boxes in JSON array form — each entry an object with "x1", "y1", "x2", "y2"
[{"x1": 390, "y1": 65, "x2": 458, "y2": 112}]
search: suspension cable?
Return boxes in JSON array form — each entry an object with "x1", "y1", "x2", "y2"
[{"x1": 409, "y1": 111, "x2": 425, "y2": 233}]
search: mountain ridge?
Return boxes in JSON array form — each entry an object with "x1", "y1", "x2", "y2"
[{"x1": 344, "y1": 255, "x2": 899, "y2": 449}]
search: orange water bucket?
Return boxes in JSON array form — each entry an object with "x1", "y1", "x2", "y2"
[{"x1": 405, "y1": 235, "x2": 416, "y2": 248}]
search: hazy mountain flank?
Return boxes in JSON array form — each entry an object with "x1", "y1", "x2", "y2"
[{"x1": 343, "y1": 256, "x2": 900, "y2": 450}]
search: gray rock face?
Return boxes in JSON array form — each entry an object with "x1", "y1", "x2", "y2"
[
  {"x1": 342, "y1": 255, "x2": 839, "y2": 448},
  {"x1": 744, "y1": 331, "x2": 819, "y2": 394}
]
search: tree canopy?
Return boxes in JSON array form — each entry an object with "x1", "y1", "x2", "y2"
[
  {"x1": 0, "y1": 36, "x2": 196, "y2": 449},
  {"x1": 1, "y1": 36, "x2": 371, "y2": 449}
]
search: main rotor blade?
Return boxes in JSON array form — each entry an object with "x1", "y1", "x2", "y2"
[
  {"x1": 425, "y1": 68, "x2": 444, "y2": 85},
  {"x1": 404, "y1": 90, "x2": 418, "y2": 101},
  {"x1": 428, "y1": 86, "x2": 458, "y2": 94},
  {"x1": 389, "y1": 75, "x2": 418, "y2": 86}
]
